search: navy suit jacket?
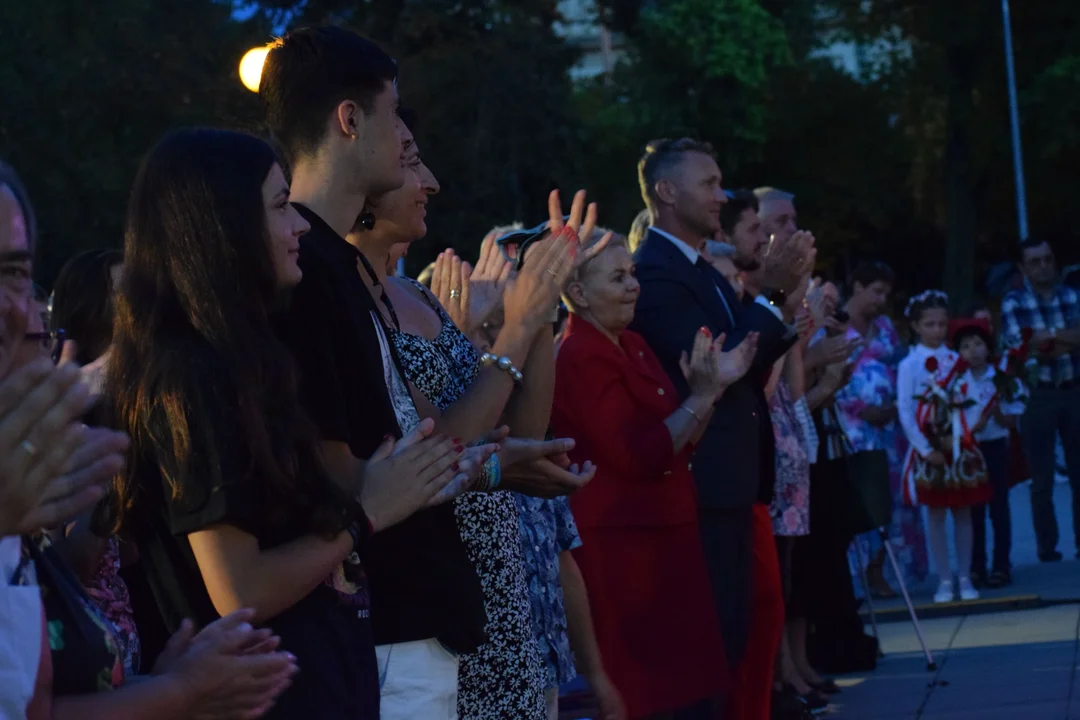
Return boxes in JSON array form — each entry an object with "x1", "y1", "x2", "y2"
[{"x1": 629, "y1": 228, "x2": 795, "y2": 510}]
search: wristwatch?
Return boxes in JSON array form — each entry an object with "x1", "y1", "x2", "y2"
[{"x1": 761, "y1": 288, "x2": 787, "y2": 308}]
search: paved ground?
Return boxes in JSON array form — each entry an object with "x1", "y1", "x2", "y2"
[
  {"x1": 830, "y1": 605, "x2": 1080, "y2": 719},
  {"x1": 837, "y1": 482, "x2": 1080, "y2": 718}
]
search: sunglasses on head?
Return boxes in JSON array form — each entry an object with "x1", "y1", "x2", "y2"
[{"x1": 495, "y1": 216, "x2": 570, "y2": 271}]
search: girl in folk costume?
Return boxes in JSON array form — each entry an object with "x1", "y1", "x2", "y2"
[
  {"x1": 951, "y1": 318, "x2": 1029, "y2": 589},
  {"x1": 896, "y1": 291, "x2": 991, "y2": 604}
]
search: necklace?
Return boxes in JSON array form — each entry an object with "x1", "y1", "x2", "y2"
[{"x1": 357, "y1": 251, "x2": 401, "y2": 331}]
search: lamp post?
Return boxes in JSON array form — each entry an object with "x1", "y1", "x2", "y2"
[
  {"x1": 1001, "y1": 0, "x2": 1028, "y2": 241},
  {"x1": 239, "y1": 46, "x2": 270, "y2": 93}
]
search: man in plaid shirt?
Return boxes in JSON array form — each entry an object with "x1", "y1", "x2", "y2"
[{"x1": 1001, "y1": 239, "x2": 1080, "y2": 562}]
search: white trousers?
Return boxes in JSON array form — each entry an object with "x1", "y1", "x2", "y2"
[
  {"x1": 376, "y1": 638, "x2": 459, "y2": 720},
  {"x1": 544, "y1": 687, "x2": 559, "y2": 720}
]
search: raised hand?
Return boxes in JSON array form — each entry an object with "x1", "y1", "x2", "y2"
[
  {"x1": 0, "y1": 358, "x2": 130, "y2": 536},
  {"x1": 467, "y1": 231, "x2": 513, "y2": 330},
  {"x1": 763, "y1": 229, "x2": 816, "y2": 295},
  {"x1": 679, "y1": 328, "x2": 725, "y2": 401},
  {"x1": 716, "y1": 332, "x2": 759, "y2": 387},
  {"x1": 358, "y1": 418, "x2": 467, "y2": 532},
  {"x1": 165, "y1": 609, "x2": 298, "y2": 719},
  {"x1": 806, "y1": 332, "x2": 861, "y2": 369},
  {"x1": 430, "y1": 250, "x2": 472, "y2": 331},
  {"x1": 547, "y1": 190, "x2": 612, "y2": 270}
]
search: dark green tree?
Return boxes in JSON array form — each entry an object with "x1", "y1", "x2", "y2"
[{"x1": 0, "y1": 0, "x2": 269, "y2": 287}]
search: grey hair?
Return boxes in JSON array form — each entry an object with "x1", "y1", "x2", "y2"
[
  {"x1": 753, "y1": 186, "x2": 794, "y2": 212},
  {"x1": 705, "y1": 239, "x2": 735, "y2": 257},
  {"x1": 489, "y1": 222, "x2": 524, "y2": 240},
  {"x1": 563, "y1": 228, "x2": 624, "y2": 310}
]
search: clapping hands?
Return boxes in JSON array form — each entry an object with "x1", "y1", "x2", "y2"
[
  {"x1": 763, "y1": 229, "x2": 816, "y2": 296},
  {"x1": 431, "y1": 233, "x2": 513, "y2": 337},
  {"x1": 0, "y1": 357, "x2": 130, "y2": 536},
  {"x1": 680, "y1": 329, "x2": 759, "y2": 402}
]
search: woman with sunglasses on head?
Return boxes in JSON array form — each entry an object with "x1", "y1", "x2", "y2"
[
  {"x1": 346, "y1": 116, "x2": 603, "y2": 718},
  {"x1": 104, "y1": 128, "x2": 479, "y2": 719}
]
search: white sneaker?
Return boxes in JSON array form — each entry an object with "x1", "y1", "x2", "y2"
[
  {"x1": 957, "y1": 577, "x2": 980, "y2": 601},
  {"x1": 933, "y1": 580, "x2": 954, "y2": 603}
]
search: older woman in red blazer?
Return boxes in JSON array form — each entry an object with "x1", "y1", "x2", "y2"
[{"x1": 553, "y1": 237, "x2": 758, "y2": 719}]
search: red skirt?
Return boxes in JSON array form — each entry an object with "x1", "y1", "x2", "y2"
[{"x1": 573, "y1": 522, "x2": 730, "y2": 718}]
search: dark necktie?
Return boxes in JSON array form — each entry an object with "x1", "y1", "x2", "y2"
[{"x1": 695, "y1": 257, "x2": 738, "y2": 325}]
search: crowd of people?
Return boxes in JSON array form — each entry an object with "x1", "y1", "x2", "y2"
[{"x1": 2, "y1": 23, "x2": 1079, "y2": 720}]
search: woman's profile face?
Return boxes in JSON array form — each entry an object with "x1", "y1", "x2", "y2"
[
  {"x1": 262, "y1": 163, "x2": 310, "y2": 290},
  {"x1": 371, "y1": 136, "x2": 440, "y2": 244},
  {"x1": 575, "y1": 244, "x2": 640, "y2": 333}
]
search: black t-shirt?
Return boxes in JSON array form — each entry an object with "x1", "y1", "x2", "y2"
[
  {"x1": 130, "y1": 353, "x2": 377, "y2": 720},
  {"x1": 273, "y1": 204, "x2": 487, "y2": 653}
]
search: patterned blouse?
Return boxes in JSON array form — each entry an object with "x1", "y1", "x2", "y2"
[{"x1": 514, "y1": 494, "x2": 582, "y2": 688}]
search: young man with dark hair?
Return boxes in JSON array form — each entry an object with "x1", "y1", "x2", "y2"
[
  {"x1": 630, "y1": 138, "x2": 813, "y2": 719},
  {"x1": 262, "y1": 27, "x2": 484, "y2": 718},
  {"x1": 1001, "y1": 238, "x2": 1080, "y2": 563},
  {"x1": 719, "y1": 189, "x2": 766, "y2": 274}
]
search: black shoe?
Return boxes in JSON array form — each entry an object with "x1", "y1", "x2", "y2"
[
  {"x1": 986, "y1": 569, "x2": 1012, "y2": 588},
  {"x1": 771, "y1": 689, "x2": 815, "y2": 720},
  {"x1": 784, "y1": 684, "x2": 829, "y2": 715},
  {"x1": 810, "y1": 679, "x2": 842, "y2": 695},
  {"x1": 1040, "y1": 550, "x2": 1064, "y2": 562},
  {"x1": 969, "y1": 568, "x2": 988, "y2": 588}
]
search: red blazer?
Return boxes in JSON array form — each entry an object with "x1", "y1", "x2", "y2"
[{"x1": 553, "y1": 313, "x2": 699, "y2": 528}]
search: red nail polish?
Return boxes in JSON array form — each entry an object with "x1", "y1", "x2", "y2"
[
  {"x1": 452, "y1": 437, "x2": 462, "y2": 445},
  {"x1": 455, "y1": 445, "x2": 464, "y2": 453},
  {"x1": 383, "y1": 434, "x2": 393, "y2": 441},
  {"x1": 451, "y1": 462, "x2": 460, "y2": 472},
  {"x1": 700, "y1": 327, "x2": 711, "y2": 337}
]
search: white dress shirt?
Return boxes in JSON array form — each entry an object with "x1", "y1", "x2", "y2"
[{"x1": 0, "y1": 536, "x2": 42, "y2": 720}]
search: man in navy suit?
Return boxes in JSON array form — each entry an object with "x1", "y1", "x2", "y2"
[{"x1": 629, "y1": 138, "x2": 814, "y2": 719}]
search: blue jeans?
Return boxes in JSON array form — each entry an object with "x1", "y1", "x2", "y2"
[{"x1": 970, "y1": 437, "x2": 1011, "y2": 573}]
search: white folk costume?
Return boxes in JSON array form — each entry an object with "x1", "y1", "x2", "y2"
[{"x1": 897, "y1": 344, "x2": 990, "y2": 508}]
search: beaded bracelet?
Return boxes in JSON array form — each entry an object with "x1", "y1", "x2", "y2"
[
  {"x1": 474, "y1": 454, "x2": 503, "y2": 492},
  {"x1": 479, "y1": 353, "x2": 524, "y2": 386}
]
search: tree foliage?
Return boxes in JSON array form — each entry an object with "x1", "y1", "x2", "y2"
[{"x1": 3, "y1": 0, "x2": 1079, "y2": 300}]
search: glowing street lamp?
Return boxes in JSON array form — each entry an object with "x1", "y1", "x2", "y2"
[{"x1": 239, "y1": 45, "x2": 271, "y2": 93}]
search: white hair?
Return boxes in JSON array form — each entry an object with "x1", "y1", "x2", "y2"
[{"x1": 753, "y1": 187, "x2": 795, "y2": 209}]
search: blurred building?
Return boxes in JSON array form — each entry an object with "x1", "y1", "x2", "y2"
[{"x1": 554, "y1": 0, "x2": 625, "y2": 81}]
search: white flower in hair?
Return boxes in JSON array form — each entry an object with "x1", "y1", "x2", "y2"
[{"x1": 904, "y1": 289, "x2": 949, "y2": 318}]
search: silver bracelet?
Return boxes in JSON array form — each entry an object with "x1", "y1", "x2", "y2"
[{"x1": 479, "y1": 353, "x2": 523, "y2": 385}]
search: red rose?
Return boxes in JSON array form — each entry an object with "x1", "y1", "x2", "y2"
[
  {"x1": 1039, "y1": 339, "x2": 1056, "y2": 355},
  {"x1": 925, "y1": 357, "x2": 939, "y2": 373},
  {"x1": 1021, "y1": 327, "x2": 1034, "y2": 343}
]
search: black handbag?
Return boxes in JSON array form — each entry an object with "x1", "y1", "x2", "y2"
[{"x1": 845, "y1": 449, "x2": 894, "y2": 535}]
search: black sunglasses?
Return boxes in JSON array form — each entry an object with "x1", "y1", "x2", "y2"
[
  {"x1": 26, "y1": 329, "x2": 65, "y2": 363},
  {"x1": 495, "y1": 216, "x2": 570, "y2": 271}
]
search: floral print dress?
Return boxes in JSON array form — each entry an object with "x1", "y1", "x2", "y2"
[
  {"x1": 833, "y1": 315, "x2": 929, "y2": 591},
  {"x1": 769, "y1": 378, "x2": 811, "y2": 536}
]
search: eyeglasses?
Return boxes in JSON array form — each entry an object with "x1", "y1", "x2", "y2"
[
  {"x1": 25, "y1": 329, "x2": 65, "y2": 363},
  {"x1": 495, "y1": 216, "x2": 568, "y2": 271}
]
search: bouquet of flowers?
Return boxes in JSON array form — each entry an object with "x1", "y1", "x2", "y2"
[
  {"x1": 993, "y1": 327, "x2": 1038, "y2": 403},
  {"x1": 914, "y1": 356, "x2": 975, "y2": 462}
]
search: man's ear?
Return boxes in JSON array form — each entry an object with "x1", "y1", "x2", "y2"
[
  {"x1": 334, "y1": 99, "x2": 361, "y2": 139},
  {"x1": 655, "y1": 178, "x2": 678, "y2": 206}
]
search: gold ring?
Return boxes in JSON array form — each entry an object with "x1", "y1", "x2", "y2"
[
  {"x1": 19, "y1": 439, "x2": 37, "y2": 456},
  {"x1": 547, "y1": 269, "x2": 558, "y2": 278}
]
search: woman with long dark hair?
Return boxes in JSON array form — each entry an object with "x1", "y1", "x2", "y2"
[{"x1": 105, "y1": 128, "x2": 480, "y2": 718}]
